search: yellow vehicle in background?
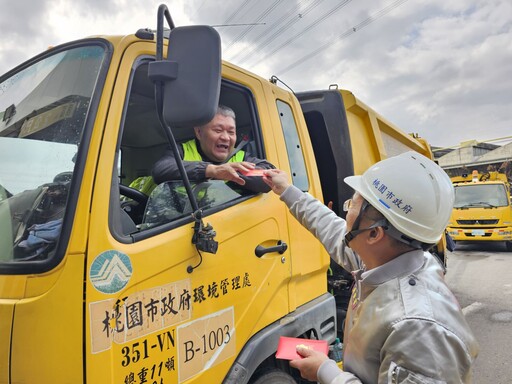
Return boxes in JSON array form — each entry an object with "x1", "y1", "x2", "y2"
[
  {"x1": 447, "y1": 170, "x2": 512, "y2": 251},
  {"x1": 0, "y1": 4, "x2": 443, "y2": 383}
]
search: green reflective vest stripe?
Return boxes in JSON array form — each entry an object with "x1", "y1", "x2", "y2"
[
  {"x1": 128, "y1": 176, "x2": 157, "y2": 196},
  {"x1": 127, "y1": 140, "x2": 245, "y2": 200},
  {"x1": 182, "y1": 139, "x2": 245, "y2": 163}
]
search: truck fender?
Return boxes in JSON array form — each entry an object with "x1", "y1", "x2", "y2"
[{"x1": 223, "y1": 293, "x2": 336, "y2": 384}]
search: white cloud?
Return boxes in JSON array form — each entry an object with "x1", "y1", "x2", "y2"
[{"x1": 1, "y1": 0, "x2": 511, "y2": 148}]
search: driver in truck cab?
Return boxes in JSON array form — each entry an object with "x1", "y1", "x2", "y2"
[
  {"x1": 263, "y1": 152, "x2": 479, "y2": 384},
  {"x1": 152, "y1": 104, "x2": 274, "y2": 193}
]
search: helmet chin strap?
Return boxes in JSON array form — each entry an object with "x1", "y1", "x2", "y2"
[
  {"x1": 344, "y1": 200, "x2": 378, "y2": 246},
  {"x1": 344, "y1": 219, "x2": 388, "y2": 246},
  {"x1": 384, "y1": 224, "x2": 424, "y2": 250}
]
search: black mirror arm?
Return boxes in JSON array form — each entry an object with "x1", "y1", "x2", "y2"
[
  {"x1": 149, "y1": 64, "x2": 200, "y2": 215},
  {"x1": 149, "y1": 4, "x2": 220, "y2": 258},
  {"x1": 148, "y1": 4, "x2": 221, "y2": 258},
  {"x1": 155, "y1": 4, "x2": 175, "y2": 61},
  {"x1": 148, "y1": 5, "x2": 200, "y2": 216}
]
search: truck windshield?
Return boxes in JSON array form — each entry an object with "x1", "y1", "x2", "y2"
[
  {"x1": 454, "y1": 184, "x2": 509, "y2": 208},
  {"x1": 0, "y1": 44, "x2": 106, "y2": 266}
]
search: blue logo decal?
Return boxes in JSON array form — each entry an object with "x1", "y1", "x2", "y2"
[{"x1": 90, "y1": 250, "x2": 133, "y2": 294}]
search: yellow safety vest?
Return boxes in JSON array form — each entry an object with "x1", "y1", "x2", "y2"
[
  {"x1": 181, "y1": 139, "x2": 245, "y2": 163},
  {"x1": 128, "y1": 175, "x2": 157, "y2": 196},
  {"x1": 128, "y1": 140, "x2": 245, "y2": 198}
]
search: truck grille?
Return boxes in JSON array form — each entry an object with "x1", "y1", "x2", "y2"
[{"x1": 457, "y1": 219, "x2": 498, "y2": 225}]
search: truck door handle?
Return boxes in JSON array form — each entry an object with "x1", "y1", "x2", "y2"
[{"x1": 255, "y1": 240, "x2": 288, "y2": 257}]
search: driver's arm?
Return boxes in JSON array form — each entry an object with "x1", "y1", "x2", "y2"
[
  {"x1": 152, "y1": 148, "x2": 211, "y2": 184},
  {"x1": 238, "y1": 153, "x2": 275, "y2": 193},
  {"x1": 242, "y1": 153, "x2": 274, "y2": 170}
]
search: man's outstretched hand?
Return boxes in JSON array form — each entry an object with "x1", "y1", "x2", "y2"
[
  {"x1": 205, "y1": 162, "x2": 256, "y2": 185},
  {"x1": 262, "y1": 169, "x2": 290, "y2": 196}
]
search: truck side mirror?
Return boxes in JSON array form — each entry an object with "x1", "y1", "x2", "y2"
[{"x1": 149, "y1": 25, "x2": 221, "y2": 128}]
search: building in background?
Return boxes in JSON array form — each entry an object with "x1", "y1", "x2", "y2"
[{"x1": 433, "y1": 140, "x2": 512, "y2": 181}]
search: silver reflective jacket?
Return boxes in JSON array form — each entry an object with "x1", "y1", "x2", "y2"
[{"x1": 281, "y1": 186, "x2": 479, "y2": 384}]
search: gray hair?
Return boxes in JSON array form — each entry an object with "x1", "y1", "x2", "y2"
[
  {"x1": 217, "y1": 104, "x2": 236, "y2": 123},
  {"x1": 196, "y1": 105, "x2": 236, "y2": 130}
]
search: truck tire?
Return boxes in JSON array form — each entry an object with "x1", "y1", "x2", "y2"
[
  {"x1": 249, "y1": 369, "x2": 297, "y2": 384},
  {"x1": 506, "y1": 241, "x2": 512, "y2": 251}
]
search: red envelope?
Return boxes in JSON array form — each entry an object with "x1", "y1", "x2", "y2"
[
  {"x1": 240, "y1": 169, "x2": 266, "y2": 177},
  {"x1": 275, "y1": 336, "x2": 329, "y2": 360}
]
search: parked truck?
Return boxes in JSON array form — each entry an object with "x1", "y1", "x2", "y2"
[
  {"x1": 447, "y1": 170, "x2": 512, "y2": 251},
  {"x1": 0, "y1": 5, "x2": 443, "y2": 383}
]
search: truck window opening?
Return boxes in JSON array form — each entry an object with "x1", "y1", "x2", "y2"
[{"x1": 113, "y1": 60, "x2": 270, "y2": 238}]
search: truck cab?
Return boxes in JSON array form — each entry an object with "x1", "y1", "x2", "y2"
[
  {"x1": 0, "y1": 16, "x2": 335, "y2": 383},
  {"x1": 447, "y1": 171, "x2": 512, "y2": 250}
]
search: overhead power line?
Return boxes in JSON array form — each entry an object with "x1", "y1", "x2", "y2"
[
  {"x1": 230, "y1": 0, "x2": 325, "y2": 64},
  {"x1": 245, "y1": 0, "x2": 353, "y2": 66},
  {"x1": 277, "y1": 0, "x2": 410, "y2": 76},
  {"x1": 212, "y1": 23, "x2": 266, "y2": 27},
  {"x1": 223, "y1": 0, "x2": 256, "y2": 25},
  {"x1": 224, "y1": 0, "x2": 285, "y2": 51},
  {"x1": 191, "y1": 0, "x2": 208, "y2": 20}
]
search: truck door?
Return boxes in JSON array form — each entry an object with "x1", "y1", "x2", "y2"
[{"x1": 84, "y1": 45, "x2": 292, "y2": 383}]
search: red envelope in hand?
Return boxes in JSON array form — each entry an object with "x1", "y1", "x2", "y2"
[
  {"x1": 240, "y1": 169, "x2": 266, "y2": 177},
  {"x1": 275, "y1": 337, "x2": 329, "y2": 360}
]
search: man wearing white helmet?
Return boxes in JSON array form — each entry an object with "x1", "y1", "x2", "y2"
[{"x1": 263, "y1": 151, "x2": 479, "y2": 383}]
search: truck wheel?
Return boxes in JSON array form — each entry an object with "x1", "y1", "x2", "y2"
[
  {"x1": 506, "y1": 241, "x2": 512, "y2": 251},
  {"x1": 250, "y1": 369, "x2": 297, "y2": 384}
]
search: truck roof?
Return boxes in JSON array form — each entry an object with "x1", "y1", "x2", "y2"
[{"x1": 451, "y1": 171, "x2": 509, "y2": 184}]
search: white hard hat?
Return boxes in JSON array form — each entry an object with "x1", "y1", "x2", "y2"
[{"x1": 344, "y1": 151, "x2": 454, "y2": 244}]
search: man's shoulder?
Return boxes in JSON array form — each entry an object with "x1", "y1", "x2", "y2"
[
  {"x1": 394, "y1": 262, "x2": 466, "y2": 329},
  {"x1": 365, "y1": 257, "x2": 449, "y2": 320}
]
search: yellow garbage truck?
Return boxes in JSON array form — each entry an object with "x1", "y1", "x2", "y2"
[
  {"x1": 0, "y1": 5, "x2": 442, "y2": 383},
  {"x1": 447, "y1": 170, "x2": 512, "y2": 251}
]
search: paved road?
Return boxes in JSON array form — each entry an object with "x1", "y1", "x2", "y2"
[{"x1": 444, "y1": 241, "x2": 512, "y2": 384}]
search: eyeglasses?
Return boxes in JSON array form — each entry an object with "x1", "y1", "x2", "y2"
[
  {"x1": 344, "y1": 219, "x2": 388, "y2": 244},
  {"x1": 343, "y1": 199, "x2": 352, "y2": 212}
]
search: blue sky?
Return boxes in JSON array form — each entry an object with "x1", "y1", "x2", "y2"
[{"x1": 1, "y1": 0, "x2": 511, "y2": 148}]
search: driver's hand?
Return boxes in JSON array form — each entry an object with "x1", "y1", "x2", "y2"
[{"x1": 205, "y1": 162, "x2": 255, "y2": 185}]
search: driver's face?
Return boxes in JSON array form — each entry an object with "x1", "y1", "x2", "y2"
[{"x1": 195, "y1": 114, "x2": 236, "y2": 162}]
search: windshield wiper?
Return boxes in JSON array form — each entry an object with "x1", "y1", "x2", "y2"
[
  {"x1": 456, "y1": 202, "x2": 496, "y2": 208},
  {"x1": 2, "y1": 104, "x2": 16, "y2": 122}
]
